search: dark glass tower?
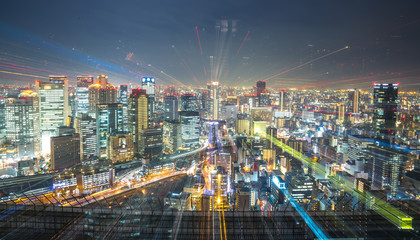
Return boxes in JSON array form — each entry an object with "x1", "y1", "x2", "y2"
[{"x1": 373, "y1": 83, "x2": 398, "y2": 142}]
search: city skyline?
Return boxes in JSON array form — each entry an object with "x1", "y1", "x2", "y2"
[{"x1": 0, "y1": 1, "x2": 419, "y2": 239}]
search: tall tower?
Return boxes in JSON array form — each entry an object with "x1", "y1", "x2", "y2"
[
  {"x1": 163, "y1": 95, "x2": 179, "y2": 121},
  {"x1": 348, "y1": 88, "x2": 359, "y2": 114},
  {"x1": 96, "y1": 103, "x2": 123, "y2": 157},
  {"x1": 88, "y1": 74, "x2": 117, "y2": 118},
  {"x1": 74, "y1": 113, "x2": 97, "y2": 160},
  {"x1": 211, "y1": 81, "x2": 220, "y2": 120},
  {"x1": 36, "y1": 76, "x2": 69, "y2": 153},
  {"x1": 373, "y1": 83, "x2": 398, "y2": 142},
  {"x1": 5, "y1": 90, "x2": 40, "y2": 158},
  {"x1": 128, "y1": 88, "x2": 149, "y2": 153},
  {"x1": 256, "y1": 80, "x2": 267, "y2": 106},
  {"x1": 180, "y1": 93, "x2": 198, "y2": 112},
  {"x1": 141, "y1": 77, "x2": 156, "y2": 120},
  {"x1": 119, "y1": 84, "x2": 129, "y2": 132},
  {"x1": 76, "y1": 75, "x2": 93, "y2": 116}
]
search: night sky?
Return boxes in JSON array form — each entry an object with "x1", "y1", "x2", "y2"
[{"x1": 1, "y1": 0, "x2": 420, "y2": 89}]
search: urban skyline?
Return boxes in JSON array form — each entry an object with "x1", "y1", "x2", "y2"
[{"x1": 0, "y1": 1, "x2": 420, "y2": 239}]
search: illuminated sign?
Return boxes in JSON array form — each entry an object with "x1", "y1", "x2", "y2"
[
  {"x1": 272, "y1": 176, "x2": 285, "y2": 189},
  {"x1": 142, "y1": 77, "x2": 155, "y2": 83}
]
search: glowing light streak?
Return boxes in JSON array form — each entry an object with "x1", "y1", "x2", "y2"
[
  {"x1": 266, "y1": 134, "x2": 413, "y2": 230},
  {"x1": 235, "y1": 30, "x2": 250, "y2": 56},
  {"x1": 262, "y1": 46, "x2": 349, "y2": 82},
  {"x1": 0, "y1": 70, "x2": 48, "y2": 79},
  {"x1": 195, "y1": 26, "x2": 203, "y2": 55}
]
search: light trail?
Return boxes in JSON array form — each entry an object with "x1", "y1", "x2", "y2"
[
  {"x1": 262, "y1": 46, "x2": 350, "y2": 82},
  {"x1": 0, "y1": 70, "x2": 49, "y2": 79},
  {"x1": 266, "y1": 134, "x2": 413, "y2": 230},
  {"x1": 195, "y1": 26, "x2": 203, "y2": 56},
  {"x1": 235, "y1": 30, "x2": 250, "y2": 56}
]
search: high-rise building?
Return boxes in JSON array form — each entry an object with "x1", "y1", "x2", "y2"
[
  {"x1": 36, "y1": 76, "x2": 70, "y2": 153},
  {"x1": 367, "y1": 145, "x2": 407, "y2": 197},
  {"x1": 76, "y1": 76, "x2": 94, "y2": 116},
  {"x1": 163, "y1": 121, "x2": 181, "y2": 154},
  {"x1": 256, "y1": 80, "x2": 266, "y2": 96},
  {"x1": 141, "y1": 77, "x2": 156, "y2": 96},
  {"x1": 140, "y1": 128, "x2": 163, "y2": 159},
  {"x1": 107, "y1": 133, "x2": 134, "y2": 163},
  {"x1": 163, "y1": 95, "x2": 179, "y2": 121},
  {"x1": 141, "y1": 77, "x2": 156, "y2": 119},
  {"x1": 210, "y1": 82, "x2": 220, "y2": 120},
  {"x1": 5, "y1": 90, "x2": 40, "y2": 158},
  {"x1": 180, "y1": 111, "x2": 200, "y2": 148},
  {"x1": 74, "y1": 114, "x2": 97, "y2": 160},
  {"x1": 180, "y1": 93, "x2": 197, "y2": 111},
  {"x1": 128, "y1": 88, "x2": 149, "y2": 153},
  {"x1": 373, "y1": 83, "x2": 398, "y2": 142},
  {"x1": 119, "y1": 84, "x2": 129, "y2": 132},
  {"x1": 50, "y1": 132, "x2": 80, "y2": 170},
  {"x1": 348, "y1": 88, "x2": 359, "y2": 114},
  {"x1": 96, "y1": 103, "x2": 123, "y2": 157},
  {"x1": 88, "y1": 74, "x2": 117, "y2": 118},
  {"x1": 337, "y1": 103, "x2": 345, "y2": 124}
]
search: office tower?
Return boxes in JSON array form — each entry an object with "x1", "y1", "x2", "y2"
[
  {"x1": 210, "y1": 81, "x2": 220, "y2": 120},
  {"x1": 140, "y1": 128, "x2": 163, "y2": 159},
  {"x1": 337, "y1": 103, "x2": 345, "y2": 124},
  {"x1": 50, "y1": 132, "x2": 80, "y2": 170},
  {"x1": 36, "y1": 76, "x2": 70, "y2": 153},
  {"x1": 163, "y1": 95, "x2": 179, "y2": 121},
  {"x1": 256, "y1": 80, "x2": 266, "y2": 96},
  {"x1": 348, "y1": 88, "x2": 359, "y2": 114},
  {"x1": 119, "y1": 84, "x2": 129, "y2": 132},
  {"x1": 141, "y1": 77, "x2": 156, "y2": 118},
  {"x1": 367, "y1": 145, "x2": 407, "y2": 197},
  {"x1": 107, "y1": 133, "x2": 134, "y2": 163},
  {"x1": 163, "y1": 121, "x2": 181, "y2": 154},
  {"x1": 88, "y1": 74, "x2": 117, "y2": 118},
  {"x1": 128, "y1": 88, "x2": 149, "y2": 153},
  {"x1": 74, "y1": 114, "x2": 97, "y2": 159},
  {"x1": 5, "y1": 90, "x2": 40, "y2": 158},
  {"x1": 96, "y1": 103, "x2": 123, "y2": 157},
  {"x1": 373, "y1": 83, "x2": 398, "y2": 142},
  {"x1": 141, "y1": 77, "x2": 155, "y2": 96},
  {"x1": 280, "y1": 89, "x2": 286, "y2": 111},
  {"x1": 179, "y1": 111, "x2": 200, "y2": 148},
  {"x1": 76, "y1": 76, "x2": 93, "y2": 116},
  {"x1": 180, "y1": 93, "x2": 198, "y2": 111}
]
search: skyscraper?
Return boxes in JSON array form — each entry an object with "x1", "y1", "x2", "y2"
[
  {"x1": 5, "y1": 90, "x2": 40, "y2": 158},
  {"x1": 36, "y1": 76, "x2": 70, "y2": 153},
  {"x1": 51, "y1": 132, "x2": 80, "y2": 170},
  {"x1": 128, "y1": 88, "x2": 149, "y2": 153},
  {"x1": 88, "y1": 74, "x2": 117, "y2": 118},
  {"x1": 180, "y1": 93, "x2": 198, "y2": 111},
  {"x1": 373, "y1": 83, "x2": 398, "y2": 142},
  {"x1": 163, "y1": 95, "x2": 179, "y2": 121},
  {"x1": 367, "y1": 145, "x2": 407, "y2": 197},
  {"x1": 210, "y1": 81, "x2": 220, "y2": 120},
  {"x1": 119, "y1": 84, "x2": 129, "y2": 132},
  {"x1": 76, "y1": 76, "x2": 94, "y2": 116},
  {"x1": 141, "y1": 77, "x2": 156, "y2": 119},
  {"x1": 348, "y1": 88, "x2": 359, "y2": 114},
  {"x1": 256, "y1": 80, "x2": 266, "y2": 96},
  {"x1": 180, "y1": 111, "x2": 200, "y2": 148},
  {"x1": 74, "y1": 113, "x2": 97, "y2": 160},
  {"x1": 96, "y1": 103, "x2": 123, "y2": 157}
]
